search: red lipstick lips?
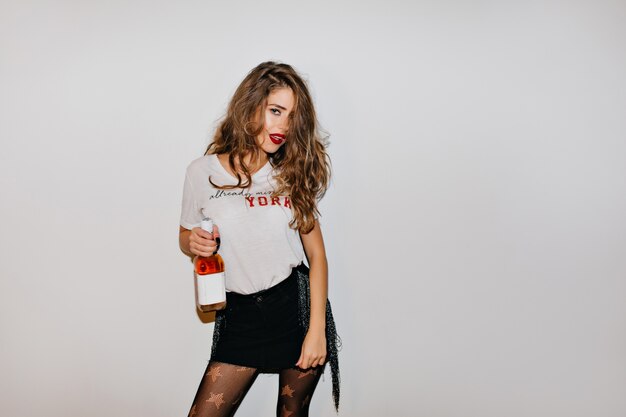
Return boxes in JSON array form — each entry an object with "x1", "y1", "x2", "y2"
[{"x1": 269, "y1": 133, "x2": 285, "y2": 145}]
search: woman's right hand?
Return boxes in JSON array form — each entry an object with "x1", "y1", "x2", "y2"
[{"x1": 189, "y1": 225, "x2": 221, "y2": 257}]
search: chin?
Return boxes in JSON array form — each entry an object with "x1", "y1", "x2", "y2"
[{"x1": 259, "y1": 142, "x2": 283, "y2": 155}]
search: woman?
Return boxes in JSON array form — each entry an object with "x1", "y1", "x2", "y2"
[{"x1": 179, "y1": 61, "x2": 340, "y2": 416}]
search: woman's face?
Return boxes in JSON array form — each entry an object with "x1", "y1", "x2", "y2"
[{"x1": 255, "y1": 87, "x2": 295, "y2": 154}]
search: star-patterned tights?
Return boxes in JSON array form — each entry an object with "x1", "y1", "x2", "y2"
[
  {"x1": 188, "y1": 361, "x2": 324, "y2": 417},
  {"x1": 275, "y1": 365, "x2": 323, "y2": 417}
]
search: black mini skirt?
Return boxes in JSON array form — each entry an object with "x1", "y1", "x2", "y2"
[
  {"x1": 208, "y1": 262, "x2": 342, "y2": 411},
  {"x1": 209, "y1": 263, "x2": 306, "y2": 370}
]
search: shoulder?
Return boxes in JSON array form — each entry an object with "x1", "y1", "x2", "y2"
[
  {"x1": 186, "y1": 154, "x2": 212, "y2": 174},
  {"x1": 185, "y1": 154, "x2": 224, "y2": 183},
  {"x1": 184, "y1": 154, "x2": 229, "y2": 189}
]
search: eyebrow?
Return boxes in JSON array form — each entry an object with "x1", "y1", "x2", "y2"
[{"x1": 268, "y1": 103, "x2": 288, "y2": 111}]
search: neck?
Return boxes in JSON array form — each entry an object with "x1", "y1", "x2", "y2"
[
  {"x1": 219, "y1": 151, "x2": 268, "y2": 176},
  {"x1": 242, "y1": 152, "x2": 268, "y2": 172}
]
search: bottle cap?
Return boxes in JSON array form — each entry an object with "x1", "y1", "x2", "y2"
[{"x1": 201, "y1": 217, "x2": 213, "y2": 232}]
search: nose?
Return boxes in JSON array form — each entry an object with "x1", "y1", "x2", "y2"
[
  {"x1": 274, "y1": 116, "x2": 288, "y2": 133},
  {"x1": 274, "y1": 122, "x2": 286, "y2": 134}
]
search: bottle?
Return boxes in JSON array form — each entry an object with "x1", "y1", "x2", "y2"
[{"x1": 194, "y1": 217, "x2": 227, "y2": 312}]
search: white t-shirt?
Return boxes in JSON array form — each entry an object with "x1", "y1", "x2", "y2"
[{"x1": 180, "y1": 153, "x2": 305, "y2": 294}]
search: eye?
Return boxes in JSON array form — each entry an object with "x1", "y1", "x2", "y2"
[{"x1": 270, "y1": 108, "x2": 281, "y2": 116}]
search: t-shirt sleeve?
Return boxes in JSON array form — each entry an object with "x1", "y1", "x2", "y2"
[{"x1": 180, "y1": 171, "x2": 202, "y2": 230}]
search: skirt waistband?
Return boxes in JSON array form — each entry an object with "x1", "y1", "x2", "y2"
[{"x1": 226, "y1": 263, "x2": 309, "y2": 301}]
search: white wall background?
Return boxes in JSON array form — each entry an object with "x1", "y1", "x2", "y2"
[{"x1": 1, "y1": 1, "x2": 625, "y2": 416}]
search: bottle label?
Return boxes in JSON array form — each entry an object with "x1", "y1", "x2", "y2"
[{"x1": 196, "y1": 272, "x2": 226, "y2": 305}]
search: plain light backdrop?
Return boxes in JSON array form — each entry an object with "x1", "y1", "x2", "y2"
[{"x1": 1, "y1": 1, "x2": 625, "y2": 416}]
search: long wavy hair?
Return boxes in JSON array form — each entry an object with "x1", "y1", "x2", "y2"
[{"x1": 204, "y1": 61, "x2": 331, "y2": 234}]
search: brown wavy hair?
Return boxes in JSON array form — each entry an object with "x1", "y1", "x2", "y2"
[{"x1": 204, "y1": 61, "x2": 331, "y2": 234}]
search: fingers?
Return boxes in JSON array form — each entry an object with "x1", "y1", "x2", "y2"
[
  {"x1": 189, "y1": 225, "x2": 221, "y2": 257},
  {"x1": 309, "y1": 354, "x2": 326, "y2": 368},
  {"x1": 212, "y1": 225, "x2": 221, "y2": 254},
  {"x1": 295, "y1": 349, "x2": 326, "y2": 369}
]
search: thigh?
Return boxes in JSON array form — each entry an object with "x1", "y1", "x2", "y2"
[
  {"x1": 189, "y1": 361, "x2": 259, "y2": 417},
  {"x1": 277, "y1": 364, "x2": 325, "y2": 417}
]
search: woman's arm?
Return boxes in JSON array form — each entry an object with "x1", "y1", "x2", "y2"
[
  {"x1": 295, "y1": 220, "x2": 328, "y2": 369},
  {"x1": 179, "y1": 226, "x2": 193, "y2": 258}
]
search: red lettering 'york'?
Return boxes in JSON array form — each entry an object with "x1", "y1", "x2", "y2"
[
  {"x1": 284, "y1": 197, "x2": 291, "y2": 208},
  {"x1": 245, "y1": 197, "x2": 254, "y2": 207},
  {"x1": 258, "y1": 196, "x2": 268, "y2": 206}
]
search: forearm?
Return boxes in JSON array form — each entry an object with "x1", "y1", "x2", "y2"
[
  {"x1": 179, "y1": 227, "x2": 193, "y2": 258},
  {"x1": 308, "y1": 254, "x2": 328, "y2": 332}
]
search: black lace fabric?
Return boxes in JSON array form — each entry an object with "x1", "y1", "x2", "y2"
[{"x1": 295, "y1": 268, "x2": 342, "y2": 413}]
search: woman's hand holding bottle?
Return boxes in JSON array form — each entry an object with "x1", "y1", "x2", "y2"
[{"x1": 189, "y1": 225, "x2": 220, "y2": 257}]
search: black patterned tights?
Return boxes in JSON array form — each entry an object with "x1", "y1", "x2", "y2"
[{"x1": 188, "y1": 361, "x2": 324, "y2": 417}]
